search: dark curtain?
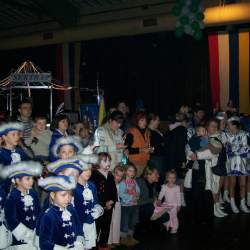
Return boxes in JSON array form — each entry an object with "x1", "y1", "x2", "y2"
[
  {"x1": 81, "y1": 31, "x2": 211, "y2": 118},
  {"x1": 0, "y1": 31, "x2": 211, "y2": 119}
]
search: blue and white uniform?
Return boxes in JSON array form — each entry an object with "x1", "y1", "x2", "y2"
[
  {"x1": 5, "y1": 188, "x2": 40, "y2": 248},
  {"x1": 0, "y1": 187, "x2": 12, "y2": 250},
  {"x1": 0, "y1": 161, "x2": 42, "y2": 250},
  {"x1": 38, "y1": 176, "x2": 85, "y2": 250},
  {"x1": 39, "y1": 204, "x2": 83, "y2": 250},
  {"x1": 74, "y1": 181, "x2": 103, "y2": 249},
  {"x1": 224, "y1": 129, "x2": 250, "y2": 176}
]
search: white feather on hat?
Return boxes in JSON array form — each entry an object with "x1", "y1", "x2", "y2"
[
  {"x1": 0, "y1": 161, "x2": 43, "y2": 179},
  {"x1": 77, "y1": 153, "x2": 98, "y2": 165},
  {"x1": 38, "y1": 176, "x2": 76, "y2": 191},
  {"x1": 52, "y1": 136, "x2": 83, "y2": 157},
  {"x1": 227, "y1": 116, "x2": 240, "y2": 123},
  {"x1": 216, "y1": 112, "x2": 227, "y2": 121},
  {"x1": 47, "y1": 157, "x2": 89, "y2": 173},
  {"x1": 0, "y1": 122, "x2": 24, "y2": 136}
]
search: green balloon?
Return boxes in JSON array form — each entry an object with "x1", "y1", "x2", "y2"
[
  {"x1": 178, "y1": 0, "x2": 186, "y2": 6},
  {"x1": 172, "y1": 6, "x2": 181, "y2": 16},
  {"x1": 175, "y1": 26, "x2": 184, "y2": 38},
  {"x1": 196, "y1": 12, "x2": 205, "y2": 20},
  {"x1": 190, "y1": 3, "x2": 199, "y2": 12},
  {"x1": 191, "y1": 21, "x2": 200, "y2": 31},
  {"x1": 191, "y1": 0, "x2": 200, "y2": 5},
  {"x1": 194, "y1": 30, "x2": 203, "y2": 40},
  {"x1": 180, "y1": 16, "x2": 189, "y2": 25}
]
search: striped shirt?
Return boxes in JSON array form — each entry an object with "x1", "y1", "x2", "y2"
[{"x1": 17, "y1": 117, "x2": 33, "y2": 140}]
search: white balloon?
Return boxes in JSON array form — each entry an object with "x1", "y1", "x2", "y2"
[
  {"x1": 184, "y1": 25, "x2": 193, "y2": 35},
  {"x1": 199, "y1": 21, "x2": 205, "y2": 29},
  {"x1": 188, "y1": 13, "x2": 195, "y2": 22},
  {"x1": 181, "y1": 6, "x2": 189, "y2": 15},
  {"x1": 176, "y1": 20, "x2": 182, "y2": 27}
]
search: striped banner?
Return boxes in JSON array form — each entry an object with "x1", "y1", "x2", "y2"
[
  {"x1": 208, "y1": 31, "x2": 250, "y2": 113},
  {"x1": 56, "y1": 42, "x2": 82, "y2": 110}
]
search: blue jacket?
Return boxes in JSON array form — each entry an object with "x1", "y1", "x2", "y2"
[
  {"x1": 74, "y1": 181, "x2": 98, "y2": 225},
  {"x1": 0, "y1": 187, "x2": 6, "y2": 226},
  {"x1": 0, "y1": 146, "x2": 30, "y2": 194},
  {"x1": 39, "y1": 204, "x2": 82, "y2": 250},
  {"x1": 4, "y1": 188, "x2": 40, "y2": 246}
]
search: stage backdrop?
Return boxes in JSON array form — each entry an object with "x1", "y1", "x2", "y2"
[
  {"x1": 0, "y1": 31, "x2": 211, "y2": 118},
  {"x1": 77, "y1": 31, "x2": 211, "y2": 118},
  {"x1": 208, "y1": 30, "x2": 250, "y2": 114}
]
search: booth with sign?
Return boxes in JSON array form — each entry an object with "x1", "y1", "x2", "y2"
[{"x1": 0, "y1": 60, "x2": 71, "y2": 121}]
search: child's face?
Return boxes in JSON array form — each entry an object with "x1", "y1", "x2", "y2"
[
  {"x1": 58, "y1": 119, "x2": 69, "y2": 132},
  {"x1": 100, "y1": 158, "x2": 111, "y2": 171},
  {"x1": 3, "y1": 130, "x2": 21, "y2": 146},
  {"x1": 59, "y1": 145, "x2": 76, "y2": 160},
  {"x1": 126, "y1": 167, "x2": 136, "y2": 179},
  {"x1": 34, "y1": 119, "x2": 46, "y2": 131},
  {"x1": 114, "y1": 170, "x2": 123, "y2": 183},
  {"x1": 196, "y1": 127, "x2": 206, "y2": 137},
  {"x1": 79, "y1": 169, "x2": 92, "y2": 182},
  {"x1": 52, "y1": 191, "x2": 72, "y2": 208},
  {"x1": 16, "y1": 176, "x2": 34, "y2": 191},
  {"x1": 59, "y1": 168, "x2": 80, "y2": 181},
  {"x1": 167, "y1": 173, "x2": 176, "y2": 185}
]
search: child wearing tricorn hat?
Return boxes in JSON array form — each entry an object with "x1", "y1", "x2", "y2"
[
  {"x1": 74, "y1": 153, "x2": 103, "y2": 249},
  {"x1": 1, "y1": 161, "x2": 42, "y2": 249},
  {"x1": 38, "y1": 176, "x2": 84, "y2": 250},
  {"x1": 0, "y1": 122, "x2": 30, "y2": 166},
  {"x1": 0, "y1": 122, "x2": 30, "y2": 194},
  {"x1": 51, "y1": 136, "x2": 83, "y2": 161}
]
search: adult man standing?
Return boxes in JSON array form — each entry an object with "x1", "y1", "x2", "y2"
[{"x1": 17, "y1": 100, "x2": 33, "y2": 140}]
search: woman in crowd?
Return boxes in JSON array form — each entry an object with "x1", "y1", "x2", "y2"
[
  {"x1": 49, "y1": 114, "x2": 70, "y2": 162},
  {"x1": 224, "y1": 116, "x2": 250, "y2": 213},
  {"x1": 148, "y1": 113, "x2": 166, "y2": 178},
  {"x1": 125, "y1": 111, "x2": 152, "y2": 177},
  {"x1": 136, "y1": 166, "x2": 169, "y2": 238},
  {"x1": 94, "y1": 111, "x2": 126, "y2": 171}
]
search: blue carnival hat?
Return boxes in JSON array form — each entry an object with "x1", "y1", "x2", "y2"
[
  {"x1": 38, "y1": 175, "x2": 76, "y2": 191},
  {"x1": 47, "y1": 158, "x2": 85, "y2": 174},
  {"x1": 0, "y1": 122, "x2": 24, "y2": 137},
  {"x1": 52, "y1": 136, "x2": 83, "y2": 157},
  {"x1": 0, "y1": 161, "x2": 43, "y2": 179},
  {"x1": 227, "y1": 116, "x2": 240, "y2": 123}
]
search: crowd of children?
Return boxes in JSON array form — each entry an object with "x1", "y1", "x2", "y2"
[{"x1": 0, "y1": 99, "x2": 250, "y2": 249}]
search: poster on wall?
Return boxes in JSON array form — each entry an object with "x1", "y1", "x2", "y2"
[{"x1": 79, "y1": 103, "x2": 99, "y2": 130}]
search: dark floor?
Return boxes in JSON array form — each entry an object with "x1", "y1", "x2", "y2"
[{"x1": 115, "y1": 206, "x2": 250, "y2": 250}]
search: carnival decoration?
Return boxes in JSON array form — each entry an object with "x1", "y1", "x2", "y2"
[
  {"x1": 172, "y1": 0, "x2": 205, "y2": 40},
  {"x1": 0, "y1": 60, "x2": 72, "y2": 121}
]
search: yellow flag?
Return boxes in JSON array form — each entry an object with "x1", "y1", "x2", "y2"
[{"x1": 98, "y1": 97, "x2": 106, "y2": 126}]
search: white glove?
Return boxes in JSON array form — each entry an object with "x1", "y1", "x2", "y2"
[
  {"x1": 73, "y1": 241, "x2": 85, "y2": 250},
  {"x1": 91, "y1": 204, "x2": 104, "y2": 219},
  {"x1": 53, "y1": 245, "x2": 69, "y2": 250},
  {"x1": 24, "y1": 229, "x2": 35, "y2": 245}
]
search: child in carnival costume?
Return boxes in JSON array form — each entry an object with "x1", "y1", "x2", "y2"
[
  {"x1": 38, "y1": 175, "x2": 84, "y2": 250},
  {"x1": 1, "y1": 161, "x2": 42, "y2": 250},
  {"x1": 0, "y1": 122, "x2": 30, "y2": 194}
]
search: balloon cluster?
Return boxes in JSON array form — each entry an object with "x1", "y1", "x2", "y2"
[{"x1": 172, "y1": 0, "x2": 205, "y2": 40}]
